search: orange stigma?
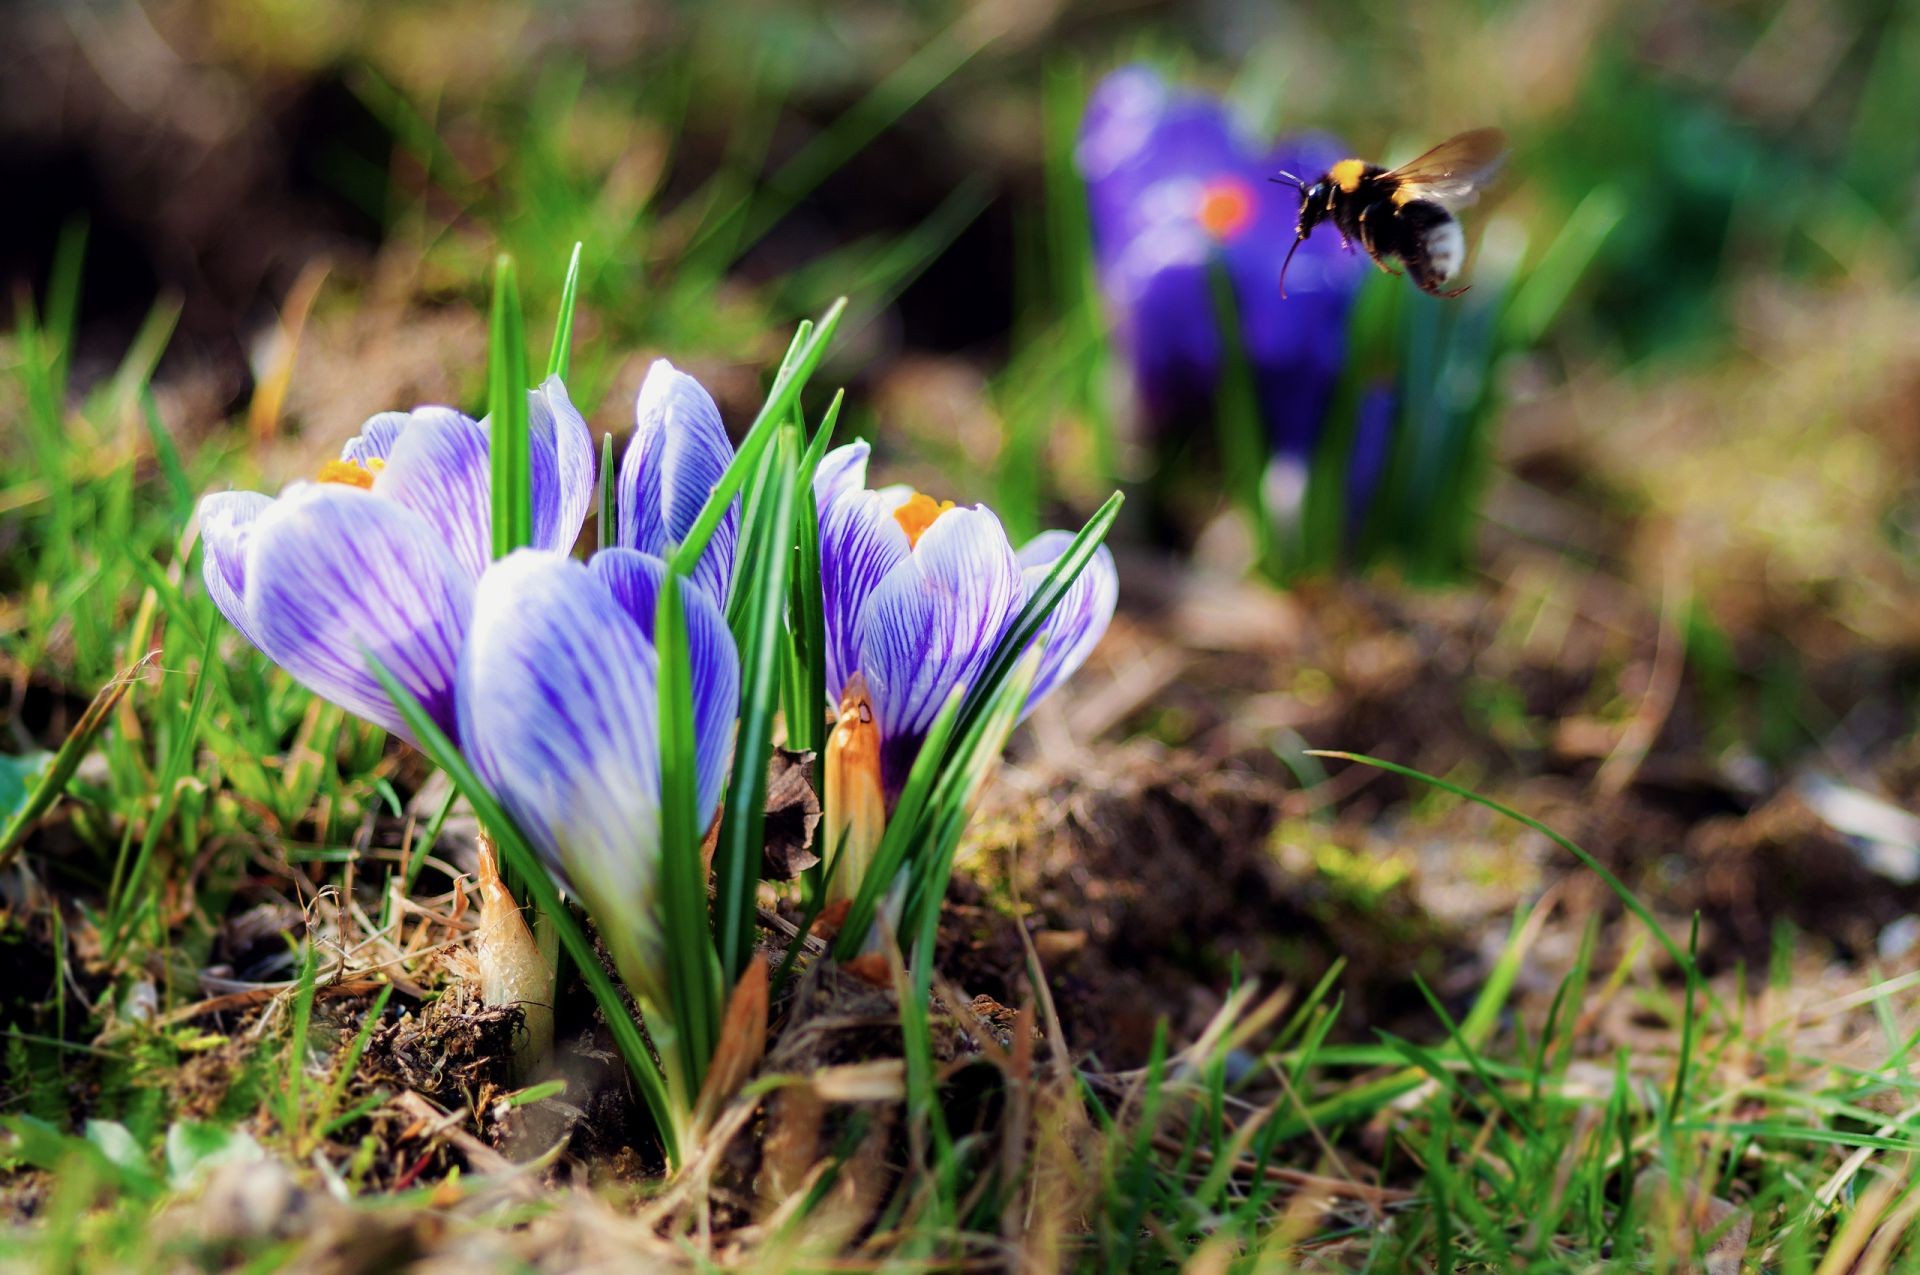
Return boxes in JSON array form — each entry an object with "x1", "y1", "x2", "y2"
[
  {"x1": 1197, "y1": 178, "x2": 1255, "y2": 241},
  {"x1": 317, "y1": 457, "x2": 384, "y2": 489},
  {"x1": 891, "y1": 492, "x2": 955, "y2": 547}
]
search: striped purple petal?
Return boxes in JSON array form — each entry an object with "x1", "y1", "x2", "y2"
[
  {"x1": 526, "y1": 375, "x2": 596, "y2": 554},
  {"x1": 1015, "y1": 531, "x2": 1119, "y2": 716},
  {"x1": 245, "y1": 483, "x2": 473, "y2": 743},
  {"x1": 817, "y1": 488, "x2": 911, "y2": 704},
  {"x1": 370, "y1": 407, "x2": 493, "y2": 582},
  {"x1": 590, "y1": 548, "x2": 740, "y2": 828},
  {"x1": 341, "y1": 413, "x2": 408, "y2": 465},
  {"x1": 457, "y1": 550, "x2": 666, "y2": 997},
  {"x1": 198, "y1": 490, "x2": 274, "y2": 652},
  {"x1": 856, "y1": 505, "x2": 1022, "y2": 792},
  {"x1": 812, "y1": 440, "x2": 871, "y2": 514},
  {"x1": 617, "y1": 359, "x2": 739, "y2": 607}
]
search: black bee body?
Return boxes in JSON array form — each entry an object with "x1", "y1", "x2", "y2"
[{"x1": 1275, "y1": 130, "x2": 1505, "y2": 300}]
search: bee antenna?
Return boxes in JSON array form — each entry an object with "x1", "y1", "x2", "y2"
[
  {"x1": 1278, "y1": 235, "x2": 1305, "y2": 300},
  {"x1": 1269, "y1": 170, "x2": 1303, "y2": 191}
]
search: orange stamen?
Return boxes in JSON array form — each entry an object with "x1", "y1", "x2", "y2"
[
  {"x1": 317, "y1": 457, "x2": 384, "y2": 489},
  {"x1": 891, "y1": 492, "x2": 955, "y2": 548},
  {"x1": 1197, "y1": 178, "x2": 1255, "y2": 241}
]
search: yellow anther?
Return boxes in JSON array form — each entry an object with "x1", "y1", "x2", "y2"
[
  {"x1": 891, "y1": 492, "x2": 955, "y2": 548},
  {"x1": 317, "y1": 457, "x2": 384, "y2": 489}
]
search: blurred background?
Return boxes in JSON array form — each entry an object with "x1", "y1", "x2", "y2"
[{"x1": 3, "y1": 0, "x2": 1918, "y2": 1054}]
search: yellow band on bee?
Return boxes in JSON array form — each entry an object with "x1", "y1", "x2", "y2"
[{"x1": 1329, "y1": 159, "x2": 1367, "y2": 193}]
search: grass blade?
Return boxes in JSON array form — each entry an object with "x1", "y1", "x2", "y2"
[
  {"x1": 714, "y1": 422, "x2": 801, "y2": 984},
  {"x1": 655, "y1": 577, "x2": 723, "y2": 1096},
  {"x1": 547, "y1": 241, "x2": 585, "y2": 381},
  {"x1": 667, "y1": 299, "x2": 847, "y2": 580},
  {"x1": 952, "y1": 490, "x2": 1122, "y2": 744},
  {"x1": 488, "y1": 255, "x2": 532, "y2": 559},
  {"x1": 0, "y1": 660, "x2": 145, "y2": 870}
]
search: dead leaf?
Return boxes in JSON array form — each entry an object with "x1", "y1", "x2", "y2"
[
  {"x1": 762, "y1": 748, "x2": 822, "y2": 879},
  {"x1": 694, "y1": 957, "x2": 770, "y2": 1132}
]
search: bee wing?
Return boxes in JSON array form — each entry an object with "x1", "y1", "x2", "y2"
[{"x1": 1382, "y1": 128, "x2": 1507, "y2": 209}]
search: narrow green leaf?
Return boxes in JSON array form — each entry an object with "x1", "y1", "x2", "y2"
[
  {"x1": 1207, "y1": 261, "x2": 1276, "y2": 571},
  {"x1": 45, "y1": 220, "x2": 88, "y2": 401},
  {"x1": 951, "y1": 489, "x2": 1122, "y2": 748},
  {"x1": 654, "y1": 576, "x2": 722, "y2": 1094},
  {"x1": 366, "y1": 655, "x2": 682, "y2": 1165},
  {"x1": 668, "y1": 298, "x2": 847, "y2": 580},
  {"x1": 778, "y1": 389, "x2": 841, "y2": 753},
  {"x1": 833, "y1": 686, "x2": 968, "y2": 961},
  {"x1": 140, "y1": 387, "x2": 193, "y2": 522},
  {"x1": 714, "y1": 421, "x2": 801, "y2": 984},
  {"x1": 898, "y1": 650, "x2": 1038, "y2": 953},
  {"x1": 488, "y1": 255, "x2": 532, "y2": 559},
  {"x1": 547, "y1": 241, "x2": 585, "y2": 381},
  {"x1": 597, "y1": 432, "x2": 616, "y2": 553}
]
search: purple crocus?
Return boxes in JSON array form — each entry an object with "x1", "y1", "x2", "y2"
[
  {"x1": 811, "y1": 440, "x2": 1117, "y2": 901},
  {"x1": 199, "y1": 359, "x2": 743, "y2": 759},
  {"x1": 455, "y1": 548, "x2": 739, "y2": 1013},
  {"x1": 197, "y1": 376, "x2": 595, "y2": 743},
  {"x1": 617, "y1": 359, "x2": 741, "y2": 608},
  {"x1": 1077, "y1": 66, "x2": 1367, "y2": 463}
]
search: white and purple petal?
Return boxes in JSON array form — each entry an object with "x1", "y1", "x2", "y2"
[
  {"x1": 370, "y1": 407, "x2": 493, "y2": 582},
  {"x1": 526, "y1": 376, "x2": 596, "y2": 554},
  {"x1": 856, "y1": 505, "x2": 1023, "y2": 791},
  {"x1": 198, "y1": 490, "x2": 274, "y2": 652},
  {"x1": 817, "y1": 489, "x2": 911, "y2": 703},
  {"x1": 617, "y1": 359, "x2": 739, "y2": 606},
  {"x1": 811, "y1": 440, "x2": 870, "y2": 514},
  {"x1": 341, "y1": 412, "x2": 409, "y2": 466},
  {"x1": 245, "y1": 483, "x2": 473, "y2": 743},
  {"x1": 457, "y1": 550, "x2": 666, "y2": 994},
  {"x1": 590, "y1": 548, "x2": 740, "y2": 827},
  {"x1": 1016, "y1": 531, "x2": 1118, "y2": 716}
]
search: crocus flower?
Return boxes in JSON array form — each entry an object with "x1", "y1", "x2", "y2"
[
  {"x1": 456, "y1": 548, "x2": 740, "y2": 1016},
  {"x1": 811, "y1": 440, "x2": 1118, "y2": 901},
  {"x1": 616, "y1": 359, "x2": 741, "y2": 608},
  {"x1": 197, "y1": 377, "x2": 595, "y2": 742},
  {"x1": 1076, "y1": 66, "x2": 1367, "y2": 464}
]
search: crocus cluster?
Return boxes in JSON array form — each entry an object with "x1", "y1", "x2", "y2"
[
  {"x1": 199, "y1": 361, "x2": 741, "y2": 1012},
  {"x1": 810, "y1": 441, "x2": 1118, "y2": 904},
  {"x1": 1076, "y1": 66, "x2": 1393, "y2": 530},
  {"x1": 199, "y1": 356, "x2": 1118, "y2": 984}
]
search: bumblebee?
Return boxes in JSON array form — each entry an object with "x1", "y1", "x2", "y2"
[{"x1": 1274, "y1": 128, "x2": 1507, "y2": 298}]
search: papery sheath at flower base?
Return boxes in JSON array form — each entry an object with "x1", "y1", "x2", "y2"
[
  {"x1": 1076, "y1": 65, "x2": 1367, "y2": 464},
  {"x1": 810, "y1": 441, "x2": 1118, "y2": 908},
  {"x1": 455, "y1": 548, "x2": 740, "y2": 1123},
  {"x1": 197, "y1": 376, "x2": 595, "y2": 742}
]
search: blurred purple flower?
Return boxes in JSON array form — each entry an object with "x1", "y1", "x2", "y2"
[
  {"x1": 811, "y1": 440, "x2": 1118, "y2": 798},
  {"x1": 1076, "y1": 66, "x2": 1367, "y2": 462},
  {"x1": 1344, "y1": 384, "x2": 1397, "y2": 536},
  {"x1": 197, "y1": 377, "x2": 595, "y2": 743}
]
